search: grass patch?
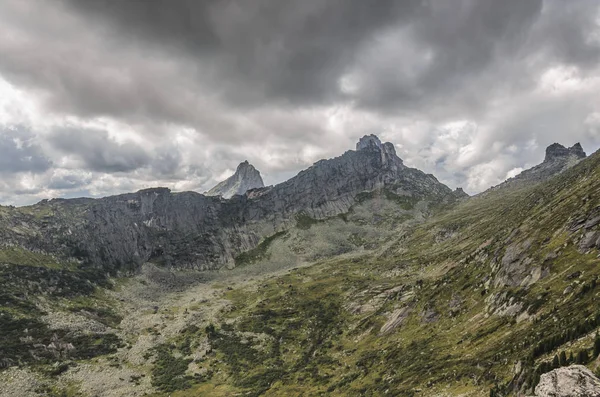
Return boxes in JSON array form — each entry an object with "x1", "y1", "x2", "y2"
[{"x1": 234, "y1": 231, "x2": 287, "y2": 267}]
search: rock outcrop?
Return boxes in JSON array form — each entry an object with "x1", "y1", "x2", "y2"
[
  {"x1": 0, "y1": 135, "x2": 458, "y2": 271},
  {"x1": 205, "y1": 161, "x2": 265, "y2": 199},
  {"x1": 545, "y1": 142, "x2": 586, "y2": 162},
  {"x1": 487, "y1": 143, "x2": 586, "y2": 192},
  {"x1": 534, "y1": 365, "x2": 600, "y2": 397}
]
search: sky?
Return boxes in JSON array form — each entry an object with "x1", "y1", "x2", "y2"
[{"x1": 1, "y1": 0, "x2": 600, "y2": 205}]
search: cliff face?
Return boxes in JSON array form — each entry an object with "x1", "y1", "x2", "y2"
[{"x1": 0, "y1": 135, "x2": 457, "y2": 271}]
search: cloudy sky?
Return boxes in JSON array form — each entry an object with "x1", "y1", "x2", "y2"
[{"x1": 1, "y1": 0, "x2": 600, "y2": 205}]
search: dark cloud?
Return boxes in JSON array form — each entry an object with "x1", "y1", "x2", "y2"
[
  {"x1": 48, "y1": 128, "x2": 151, "y2": 173},
  {"x1": 0, "y1": 0, "x2": 600, "y2": 204},
  {"x1": 63, "y1": 0, "x2": 424, "y2": 106},
  {"x1": 43, "y1": 0, "x2": 597, "y2": 119},
  {"x1": 0, "y1": 0, "x2": 598, "y2": 122}
]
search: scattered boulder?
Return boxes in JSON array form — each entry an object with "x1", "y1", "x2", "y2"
[
  {"x1": 379, "y1": 307, "x2": 411, "y2": 335},
  {"x1": 420, "y1": 307, "x2": 439, "y2": 324},
  {"x1": 534, "y1": 365, "x2": 600, "y2": 397}
]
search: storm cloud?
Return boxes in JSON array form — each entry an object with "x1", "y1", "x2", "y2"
[{"x1": 0, "y1": 0, "x2": 599, "y2": 204}]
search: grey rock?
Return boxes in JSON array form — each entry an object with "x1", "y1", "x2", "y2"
[
  {"x1": 420, "y1": 308, "x2": 439, "y2": 323},
  {"x1": 486, "y1": 143, "x2": 586, "y2": 193},
  {"x1": 379, "y1": 307, "x2": 411, "y2": 335},
  {"x1": 545, "y1": 142, "x2": 586, "y2": 162},
  {"x1": 580, "y1": 231, "x2": 600, "y2": 251},
  {"x1": 534, "y1": 365, "x2": 600, "y2": 397},
  {"x1": 0, "y1": 135, "x2": 458, "y2": 272},
  {"x1": 453, "y1": 187, "x2": 469, "y2": 199},
  {"x1": 205, "y1": 161, "x2": 265, "y2": 199},
  {"x1": 495, "y1": 239, "x2": 534, "y2": 287}
]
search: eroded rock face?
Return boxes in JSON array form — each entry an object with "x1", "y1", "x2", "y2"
[
  {"x1": 545, "y1": 143, "x2": 586, "y2": 162},
  {"x1": 205, "y1": 161, "x2": 265, "y2": 199},
  {"x1": 0, "y1": 135, "x2": 457, "y2": 272},
  {"x1": 379, "y1": 307, "x2": 411, "y2": 335},
  {"x1": 535, "y1": 365, "x2": 600, "y2": 397}
]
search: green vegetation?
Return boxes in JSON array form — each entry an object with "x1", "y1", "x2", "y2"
[
  {"x1": 146, "y1": 150, "x2": 600, "y2": 396},
  {"x1": 0, "y1": 247, "x2": 66, "y2": 269},
  {"x1": 234, "y1": 231, "x2": 287, "y2": 266},
  {"x1": 295, "y1": 212, "x2": 321, "y2": 229},
  {"x1": 0, "y1": 262, "x2": 121, "y2": 371},
  {"x1": 4, "y1": 145, "x2": 600, "y2": 396},
  {"x1": 151, "y1": 344, "x2": 194, "y2": 392}
]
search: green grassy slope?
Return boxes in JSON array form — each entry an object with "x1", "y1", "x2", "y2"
[
  {"x1": 149, "y1": 151, "x2": 600, "y2": 396},
  {"x1": 2, "y1": 152, "x2": 600, "y2": 396}
]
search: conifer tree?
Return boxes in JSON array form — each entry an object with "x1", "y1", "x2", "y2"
[
  {"x1": 576, "y1": 349, "x2": 588, "y2": 364},
  {"x1": 552, "y1": 354, "x2": 559, "y2": 368}
]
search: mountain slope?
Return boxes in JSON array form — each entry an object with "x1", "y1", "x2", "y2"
[
  {"x1": 205, "y1": 161, "x2": 265, "y2": 199},
  {"x1": 2, "y1": 140, "x2": 600, "y2": 396},
  {"x1": 165, "y1": 146, "x2": 600, "y2": 396},
  {"x1": 486, "y1": 142, "x2": 586, "y2": 193}
]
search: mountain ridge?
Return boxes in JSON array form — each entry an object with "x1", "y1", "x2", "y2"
[
  {"x1": 0, "y1": 135, "x2": 459, "y2": 272},
  {"x1": 2, "y1": 138, "x2": 600, "y2": 396},
  {"x1": 484, "y1": 142, "x2": 587, "y2": 194}
]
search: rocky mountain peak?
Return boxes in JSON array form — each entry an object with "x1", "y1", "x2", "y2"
[
  {"x1": 356, "y1": 134, "x2": 403, "y2": 168},
  {"x1": 485, "y1": 142, "x2": 587, "y2": 193},
  {"x1": 453, "y1": 187, "x2": 469, "y2": 198},
  {"x1": 544, "y1": 142, "x2": 586, "y2": 162},
  {"x1": 205, "y1": 161, "x2": 265, "y2": 199},
  {"x1": 356, "y1": 134, "x2": 383, "y2": 151}
]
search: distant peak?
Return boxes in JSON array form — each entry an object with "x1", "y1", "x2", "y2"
[
  {"x1": 453, "y1": 187, "x2": 469, "y2": 198},
  {"x1": 569, "y1": 142, "x2": 586, "y2": 158},
  {"x1": 355, "y1": 134, "x2": 403, "y2": 168},
  {"x1": 236, "y1": 160, "x2": 253, "y2": 171},
  {"x1": 205, "y1": 161, "x2": 264, "y2": 199},
  {"x1": 544, "y1": 142, "x2": 586, "y2": 162},
  {"x1": 356, "y1": 134, "x2": 382, "y2": 151}
]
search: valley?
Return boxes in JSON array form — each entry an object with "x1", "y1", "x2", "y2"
[{"x1": 1, "y1": 137, "x2": 600, "y2": 396}]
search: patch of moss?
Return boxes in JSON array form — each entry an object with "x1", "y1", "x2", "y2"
[
  {"x1": 295, "y1": 212, "x2": 320, "y2": 230},
  {"x1": 0, "y1": 247, "x2": 66, "y2": 269},
  {"x1": 234, "y1": 231, "x2": 287, "y2": 267}
]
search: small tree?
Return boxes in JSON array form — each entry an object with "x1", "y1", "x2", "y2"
[
  {"x1": 559, "y1": 351, "x2": 567, "y2": 367},
  {"x1": 205, "y1": 323, "x2": 216, "y2": 338},
  {"x1": 552, "y1": 354, "x2": 559, "y2": 368},
  {"x1": 568, "y1": 351, "x2": 574, "y2": 364},
  {"x1": 576, "y1": 349, "x2": 588, "y2": 364},
  {"x1": 594, "y1": 332, "x2": 600, "y2": 358}
]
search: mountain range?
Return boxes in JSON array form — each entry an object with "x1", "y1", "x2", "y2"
[{"x1": 0, "y1": 135, "x2": 599, "y2": 397}]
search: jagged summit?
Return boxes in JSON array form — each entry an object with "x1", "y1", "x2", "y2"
[
  {"x1": 355, "y1": 134, "x2": 403, "y2": 169},
  {"x1": 205, "y1": 161, "x2": 265, "y2": 199},
  {"x1": 544, "y1": 142, "x2": 586, "y2": 162},
  {"x1": 453, "y1": 187, "x2": 469, "y2": 198},
  {"x1": 356, "y1": 134, "x2": 384, "y2": 151}
]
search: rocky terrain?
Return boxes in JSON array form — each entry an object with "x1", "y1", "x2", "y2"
[
  {"x1": 534, "y1": 365, "x2": 600, "y2": 397},
  {"x1": 0, "y1": 135, "x2": 458, "y2": 272},
  {"x1": 205, "y1": 161, "x2": 265, "y2": 199},
  {"x1": 487, "y1": 142, "x2": 586, "y2": 192},
  {"x1": 1, "y1": 137, "x2": 600, "y2": 396}
]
